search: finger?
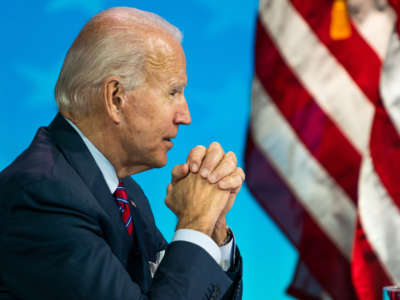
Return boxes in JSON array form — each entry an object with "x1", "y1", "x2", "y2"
[
  {"x1": 199, "y1": 142, "x2": 224, "y2": 178},
  {"x1": 237, "y1": 167, "x2": 245, "y2": 181},
  {"x1": 218, "y1": 193, "x2": 236, "y2": 221},
  {"x1": 186, "y1": 145, "x2": 206, "y2": 173},
  {"x1": 218, "y1": 172, "x2": 243, "y2": 190},
  {"x1": 171, "y1": 163, "x2": 189, "y2": 184},
  {"x1": 208, "y1": 151, "x2": 237, "y2": 184},
  {"x1": 164, "y1": 188, "x2": 171, "y2": 209},
  {"x1": 167, "y1": 183, "x2": 173, "y2": 194}
]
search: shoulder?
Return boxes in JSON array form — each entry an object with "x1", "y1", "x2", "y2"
[
  {"x1": 0, "y1": 126, "x2": 95, "y2": 221},
  {"x1": 0, "y1": 127, "x2": 65, "y2": 188}
]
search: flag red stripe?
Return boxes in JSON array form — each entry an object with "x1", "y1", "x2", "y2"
[
  {"x1": 245, "y1": 132, "x2": 357, "y2": 300},
  {"x1": 352, "y1": 1, "x2": 400, "y2": 297},
  {"x1": 389, "y1": 0, "x2": 400, "y2": 34},
  {"x1": 370, "y1": 105, "x2": 400, "y2": 209},
  {"x1": 352, "y1": 218, "x2": 392, "y2": 300},
  {"x1": 352, "y1": 4, "x2": 400, "y2": 298},
  {"x1": 371, "y1": 1, "x2": 400, "y2": 210},
  {"x1": 255, "y1": 19, "x2": 361, "y2": 202},
  {"x1": 290, "y1": 0, "x2": 382, "y2": 105},
  {"x1": 287, "y1": 260, "x2": 332, "y2": 300}
]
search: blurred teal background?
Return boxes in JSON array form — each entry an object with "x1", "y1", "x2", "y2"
[{"x1": 0, "y1": 1, "x2": 297, "y2": 298}]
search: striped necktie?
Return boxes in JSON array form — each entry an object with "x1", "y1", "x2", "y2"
[{"x1": 114, "y1": 180, "x2": 133, "y2": 236}]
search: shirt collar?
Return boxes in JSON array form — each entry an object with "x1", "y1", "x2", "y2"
[{"x1": 65, "y1": 117, "x2": 119, "y2": 194}]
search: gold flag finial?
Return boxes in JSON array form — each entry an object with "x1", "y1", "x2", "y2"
[{"x1": 330, "y1": 0, "x2": 352, "y2": 40}]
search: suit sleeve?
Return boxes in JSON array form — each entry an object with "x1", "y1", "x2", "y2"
[
  {"x1": 127, "y1": 176, "x2": 243, "y2": 300},
  {"x1": 0, "y1": 179, "x2": 234, "y2": 300},
  {"x1": 222, "y1": 246, "x2": 243, "y2": 300}
]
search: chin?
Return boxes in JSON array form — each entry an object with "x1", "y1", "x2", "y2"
[
  {"x1": 151, "y1": 154, "x2": 168, "y2": 169},
  {"x1": 157, "y1": 158, "x2": 168, "y2": 168}
]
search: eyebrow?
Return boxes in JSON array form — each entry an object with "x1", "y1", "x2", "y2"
[{"x1": 171, "y1": 83, "x2": 186, "y2": 91}]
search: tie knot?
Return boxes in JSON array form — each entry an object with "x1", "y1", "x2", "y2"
[
  {"x1": 114, "y1": 180, "x2": 128, "y2": 199},
  {"x1": 117, "y1": 180, "x2": 125, "y2": 189}
]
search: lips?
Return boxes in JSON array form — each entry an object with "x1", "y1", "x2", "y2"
[{"x1": 163, "y1": 134, "x2": 177, "y2": 142}]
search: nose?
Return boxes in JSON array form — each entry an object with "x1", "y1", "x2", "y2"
[{"x1": 174, "y1": 98, "x2": 191, "y2": 125}]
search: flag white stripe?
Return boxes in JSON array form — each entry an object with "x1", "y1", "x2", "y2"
[
  {"x1": 358, "y1": 154, "x2": 400, "y2": 284},
  {"x1": 259, "y1": 0, "x2": 374, "y2": 155},
  {"x1": 251, "y1": 77, "x2": 356, "y2": 259}
]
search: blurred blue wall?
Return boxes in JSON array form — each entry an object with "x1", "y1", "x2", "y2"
[{"x1": 0, "y1": 1, "x2": 297, "y2": 298}]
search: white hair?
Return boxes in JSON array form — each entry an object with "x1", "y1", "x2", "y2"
[{"x1": 54, "y1": 7, "x2": 183, "y2": 117}]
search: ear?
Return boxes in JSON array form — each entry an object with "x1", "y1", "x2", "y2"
[{"x1": 104, "y1": 76, "x2": 125, "y2": 124}]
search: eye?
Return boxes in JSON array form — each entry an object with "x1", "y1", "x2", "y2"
[{"x1": 169, "y1": 89, "x2": 180, "y2": 97}]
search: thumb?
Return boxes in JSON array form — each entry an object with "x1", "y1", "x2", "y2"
[{"x1": 171, "y1": 163, "x2": 189, "y2": 184}]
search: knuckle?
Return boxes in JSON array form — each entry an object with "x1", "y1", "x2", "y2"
[
  {"x1": 195, "y1": 145, "x2": 206, "y2": 152},
  {"x1": 233, "y1": 174, "x2": 242, "y2": 185},
  {"x1": 193, "y1": 146, "x2": 205, "y2": 155},
  {"x1": 171, "y1": 165, "x2": 180, "y2": 175},
  {"x1": 227, "y1": 159, "x2": 236, "y2": 169},
  {"x1": 224, "y1": 176, "x2": 233, "y2": 186},
  {"x1": 237, "y1": 167, "x2": 246, "y2": 180},
  {"x1": 211, "y1": 169, "x2": 223, "y2": 180},
  {"x1": 229, "y1": 152, "x2": 237, "y2": 165},
  {"x1": 189, "y1": 146, "x2": 206, "y2": 161},
  {"x1": 209, "y1": 141, "x2": 222, "y2": 151},
  {"x1": 226, "y1": 151, "x2": 236, "y2": 160},
  {"x1": 224, "y1": 153, "x2": 237, "y2": 167},
  {"x1": 220, "y1": 159, "x2": 235, "y2": 172},
  {"x1": 190, "y1": 145, "x2": 201, "y2": 153}
]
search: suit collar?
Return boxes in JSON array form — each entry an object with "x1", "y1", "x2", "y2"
[{"x1": 64, "y1": 117, "x2": 119, "y2": 194}]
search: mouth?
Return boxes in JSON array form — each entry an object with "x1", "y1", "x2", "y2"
[
  {"x1": 163, "y1": 137, "x2": 174, "y2": 148},
  {"x1": 163, "y1": 134, "x2": 177, "y2": 142}
]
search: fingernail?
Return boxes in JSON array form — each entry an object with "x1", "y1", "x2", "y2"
[
  {"x1": 200, "y1": 168, "x2": 209, "y2": 178},
  {"x1": 191, "y1": 163, "x2": 199, "y2": 172},
  {"x1": 209, "y1": 174, "x2": 217, "y2": 183}
]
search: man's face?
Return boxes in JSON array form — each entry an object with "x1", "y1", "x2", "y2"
[{"x1": 119, "y1": 34, "x2": 191, "y2": 171}]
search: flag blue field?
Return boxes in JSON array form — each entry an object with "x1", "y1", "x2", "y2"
[{"x1": 0, "y1": 1, "x2": 297, "y2": 299}]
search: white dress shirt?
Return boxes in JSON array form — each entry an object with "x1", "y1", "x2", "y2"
[{"x1": 65, "y1": 118, "x2": 234, "y2": 271}]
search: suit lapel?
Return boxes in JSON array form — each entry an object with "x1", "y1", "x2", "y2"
[
  {"x1": 123, "y1": 177, "x2": 153, "y2": 292},
  {"x1": 48, "y1": 114, "x2": 153, "y2": 291},
  {"x1": 47, "y1": 114, "x2": 132, "y2": 248}
]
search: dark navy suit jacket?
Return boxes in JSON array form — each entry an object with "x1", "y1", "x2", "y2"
[{"x1": 0, "y1": 114, "x2": 242, "y2": 300}]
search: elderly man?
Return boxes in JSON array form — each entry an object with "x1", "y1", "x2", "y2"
[{"x1": 0, "y1": 7, "x2": 244, "y2": 300}]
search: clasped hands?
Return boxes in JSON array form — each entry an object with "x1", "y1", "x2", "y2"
[{"x1": 165, "y1": 142, "x2": 245, "y2": 246}]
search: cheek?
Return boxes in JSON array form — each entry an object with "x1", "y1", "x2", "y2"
[{"x1": 150, "y1": 108, "x2": 173, "y2": 128}]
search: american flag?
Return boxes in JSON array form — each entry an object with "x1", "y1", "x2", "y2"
[{"x1": 245, "y1": 0, "x2": 400, "y2": 299}]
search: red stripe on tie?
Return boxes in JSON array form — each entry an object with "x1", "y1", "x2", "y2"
[{"x1": 114, "y1": 181, "x2": 133, "y2": 236}]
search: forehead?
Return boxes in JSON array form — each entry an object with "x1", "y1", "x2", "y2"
[{"x1": 144, "y1": 33, "x2": 187, "y2": 83}]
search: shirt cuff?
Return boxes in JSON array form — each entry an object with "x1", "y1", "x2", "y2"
[
  {"x1": 220, "y1": 229, "x2": 236, "y2": 271},
  {"x1": 172, "y1": 229, "x2": 221, "y2": 265}
]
